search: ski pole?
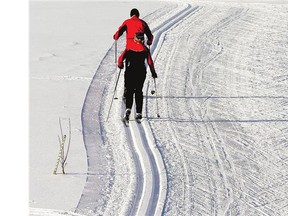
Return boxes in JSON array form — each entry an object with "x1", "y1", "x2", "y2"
[
  {"x1": 153, "y1": 78, "x2": 160, "y2": 118},
  {"x1": 106, "y1": 69, "x2": 122, "y2": 121},
  {"x1": 114, "y1": 40, "x2": 119, "y2": 99},
  {"x1": 115, "y1": 40, "x2": 117, "y2": 64}
]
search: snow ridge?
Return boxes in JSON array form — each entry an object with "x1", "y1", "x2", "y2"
[{"x1": 30, "y1": 208, "x2": 85, "y2": 216}]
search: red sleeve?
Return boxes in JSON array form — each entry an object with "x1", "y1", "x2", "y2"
[
  {"x1": 118, "y1": 49, "x2": 127, "y2": 68},
  {"x1": 143, "y1": 21, "x2": 153, "y2": 45},
  {"x1": 147, "y1": 35, "x2": 154, "y2": 46},
  {"x1": 113, "y1": 21, "x2": 127, "y2": 40},
  {"x1": 147, "y1": 50, "x2": 155, "y2": 72}
]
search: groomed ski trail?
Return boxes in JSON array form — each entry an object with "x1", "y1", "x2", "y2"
[{"x1": 124, "y1": 4, "x2": 200, "y2": 216}]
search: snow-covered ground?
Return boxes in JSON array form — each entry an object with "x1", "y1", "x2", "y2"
[
  {"x1": 1, "y1": 0, "x2": 28, "y2": 215},
  {"x1": 29, "y1": 0, "x2": 288, "y2": 215},
  {"x1": 29, "y1": 0, "x2": 168, "y2": 214}
]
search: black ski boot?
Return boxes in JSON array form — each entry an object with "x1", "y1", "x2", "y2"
[
  {"x1": 135, "y1": 113, "x2": 142, "y2": 123},
  {"x1": 122, "y1": 108, "x2": 131, "y2": 127}
]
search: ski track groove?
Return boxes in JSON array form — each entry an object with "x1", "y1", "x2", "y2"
[
  {"x1": 126, "y1": 4, "x2": 200, "y2": 215},
  {"x1": 124, "y1": 123, "x2": 144, "y2": 216}
]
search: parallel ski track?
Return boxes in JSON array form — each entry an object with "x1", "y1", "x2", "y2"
[
  {"x1": 185, "y1": 8, "x2": 248, "y2": 215},
  {"x1": 183, "y1": 7, "x2": 278, "y2": 215},
  {"x1": 125, "y1": 4, "x2": 200, "y2": 216}
]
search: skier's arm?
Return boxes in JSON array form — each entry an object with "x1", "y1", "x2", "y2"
[
  {"x1": 113, "y1": 21, "x2": 127, "y2": 40},
  {"x1": 144, "y1": 21, "x2": 153, "y2": 45},
  {"x1": 118, "y1": 49, "x2": 127, "y2": 69},
  {"x1": 147, "y1": 51, "x2": 157, "y2": 78}
]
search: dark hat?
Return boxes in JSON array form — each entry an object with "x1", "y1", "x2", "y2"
[{"x1": 130, "y1": 8, "x2": 140, "y2": 17}]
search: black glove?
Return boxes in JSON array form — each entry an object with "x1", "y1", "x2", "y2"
[{"x1": 151, "y1": 71, "x2": 157, "y2": 78}]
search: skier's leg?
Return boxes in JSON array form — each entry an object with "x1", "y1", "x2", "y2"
[
  {"x1": 135, "y1": 72, "x2": 146, "y2": 114},
  {"x1": 124, "y1": 71, "x2": 134, "y2": 111},
  {"x1": 135, "y1": 89, "x2": 143, "y2": 114},
  {"x1": 123, "y1": 86, "x2": 127, "y2": 99},
  {"x1": 123, "y1": 71, "x2": 127, "y2": 99}
]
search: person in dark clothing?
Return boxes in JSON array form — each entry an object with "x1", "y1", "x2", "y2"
[{"x1": 118, "y1": 46, "x2": 157, "y2": 122}]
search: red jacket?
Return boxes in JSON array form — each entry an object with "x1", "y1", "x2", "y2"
[{"x1": 114, "y1": 15, "x2": 153, "y2": 52}]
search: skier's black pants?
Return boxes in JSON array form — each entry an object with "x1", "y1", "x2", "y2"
[
  {"x1": 124, "y1": 69, "x2": 146, "y2": 113},
  {"x1": 123, "y1": 50, "x2": 149, "y2": 114}
]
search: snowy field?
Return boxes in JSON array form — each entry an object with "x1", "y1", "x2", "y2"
[{"x1": 29, "y1": 0, "x2": 288, "y2": 215}]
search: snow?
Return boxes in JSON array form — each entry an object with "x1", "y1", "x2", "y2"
[
  {"x1": 1, "y1": 0, "x2": 28, "y2": 215},
  {"x1": 28, "y1": 0, "x2": 288, "y2": 215},
  {"x1": 29, "y1": 1, "x2": 168, "y2": 215}
]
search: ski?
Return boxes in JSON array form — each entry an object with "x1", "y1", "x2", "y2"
[
  {"x1": 122, "y1": 108, "x2": 131, "y2": 127},
  {"x1": 135, "y1": 118, "x2": 143, "y2": 124},
  {"x1": 122, "y1": 117, "x2": 129, "y2": 127},
  {"x1": 135, "y1": 113, "x2": 143, "y2": 123}
]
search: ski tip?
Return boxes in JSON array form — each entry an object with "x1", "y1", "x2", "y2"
[
  {"x1": 122, "y1": 118, "x2": 129, "y2": 127},
  {"x1": 135, "y1": 119, "x2": 142, "y2": 124}
]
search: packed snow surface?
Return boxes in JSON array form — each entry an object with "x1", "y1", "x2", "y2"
[{"x1": 30, "y1": 0, "x2": 288, "y2": 215}]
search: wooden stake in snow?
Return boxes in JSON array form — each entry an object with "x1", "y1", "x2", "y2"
[{"x1": 53, "y1": 118, "x2": 71, "y2": 175}]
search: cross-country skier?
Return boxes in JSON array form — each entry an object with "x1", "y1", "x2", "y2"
[
  {"x1": 118, "y1": 40, "x2": 157, "y2": 124},
  {"x1": 113, "y1": 8, "x2": 154, "y2": 51},
  {"x1": 113, "y1": 8, "x2": 154, "y2": 100}
]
